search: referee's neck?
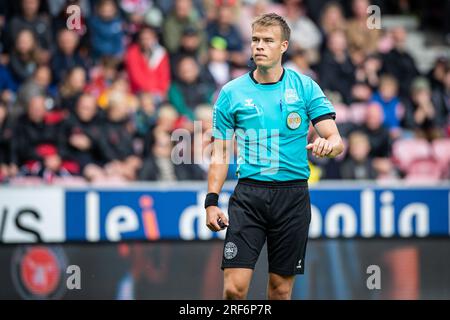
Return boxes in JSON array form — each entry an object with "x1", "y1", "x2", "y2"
[{"x1": 253, "y1": 65, "x2": 284, "y2": 84}]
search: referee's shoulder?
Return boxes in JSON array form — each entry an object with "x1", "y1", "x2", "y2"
[
  {"x1": 221, "y1": 72, "x2": 251, "y2": 93},
  {"x1": 285, "y1": 68, "x2": 321, "y2": 98},
  {"x1": 285, "y1": 68, "x2": 314, "y2": 87}
]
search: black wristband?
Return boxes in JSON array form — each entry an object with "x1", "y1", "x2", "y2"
[{"x1": 204, "y1": 193, "x2": 219, "y2": 209}]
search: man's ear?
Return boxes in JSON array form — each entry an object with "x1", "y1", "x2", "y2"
[{"x1": 281, "y1": 40, "x2": 289, "y2": 53}]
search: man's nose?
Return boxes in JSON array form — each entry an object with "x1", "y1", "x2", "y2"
[{"x1": 256, "y1": 40, "x2": 264, "y2": 49}]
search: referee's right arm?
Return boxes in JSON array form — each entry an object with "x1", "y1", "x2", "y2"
[{"x1": 205, "y1": 138, "x2": 230, "y2": 231}]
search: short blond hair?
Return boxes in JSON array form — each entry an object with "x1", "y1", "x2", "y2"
[{"x1": 252, "y1": 13, "x2": 291, "y2": 42}]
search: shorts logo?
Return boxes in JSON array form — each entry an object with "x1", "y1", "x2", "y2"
[
  {"x1": 224, "y1": 242, "x2": 238, "y2": 259},
  {"x1": 287, "y1": 112, "x2": 301, "y2": 130},
  {"x1": 284, "y1": 89, "x2": 299, "y2": 103}
]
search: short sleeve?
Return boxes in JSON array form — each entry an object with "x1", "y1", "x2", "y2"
[
  {"x1": 212, "y1": 89, "x2": 235, "y2": 140},
  {"x1": 306, "y1": 78, "x2": 336, "y2": 124}
]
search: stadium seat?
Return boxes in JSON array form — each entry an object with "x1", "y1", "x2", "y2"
[
  {"x1": 431, "y1": 138, "x2": 450, "y2": 167},
  {"x1": 404, "y1": 159, "x2": 443, "y2": 184},
  {"x1": 9, "y1": 176, "x2": 45, "y2": 186},
  {"x1": 392, "y1": 138, "x2": 432, "y2": 172},
  {"x1": 349, "y1": 103, "x2": 368, "y2": 125},
  {"x1": 333, "y1": 103, "x2": 350, "y2": 124},
  {"x1": 52, "y1": 177, "x2": 88, "y2": 186}
]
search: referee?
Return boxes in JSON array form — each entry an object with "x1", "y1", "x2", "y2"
[{"x1": 205, "y1": 13, "x2": 344, "y2": 300}]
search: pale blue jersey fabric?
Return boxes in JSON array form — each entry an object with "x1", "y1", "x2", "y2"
[{"x1": 213, "y1": 68, "x2": 335, "y2": 181}]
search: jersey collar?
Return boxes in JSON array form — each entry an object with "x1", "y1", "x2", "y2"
[{"x1": 249, "y1": 68, "x2": 285, "y2": 85}]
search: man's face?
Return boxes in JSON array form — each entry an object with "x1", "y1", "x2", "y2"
[
  {"x1": 76, "y1": 95, "x2": 97, "y2": 122},
  {"x1": 139, "y1": 29, "x2": 157, "y2": 51},
  {"x1": 28, "y1": 96, "x2": 46, "y2": 123},
  {"x1": 22, "y1": 0, "x2": 39, "y2": 17},
  {"x1": 218, "y1": 6, "x2": 233, "y2": 25},
  {"x1": 328, "y1": 31, "x2": 347, "y2": 53},
  {"x1": 178, "y1": 57, "x2": 199, "y2": 83},
  {"x1": 98, "y1": 1, "x2": 117, "y2": 20},
  {"x1": 35, "y1": 66, "x2": 51, "y2": 87},
  {"x1": 181, "y1": 34, "x2": 200, "y2": 51},
  {"x1": 251, "y1": 25, "x2": 288, "y2": 69},
  {"x1": 16, "y1": 30, "x2": 35, "y2": 53},
  {"x1": 365, "y1": 103, "x2": 383, "y2": 130},
  {"x1": 175, "y1": 0, "x2": 192, "y2": 19},
  {"x1": 58, "y1": 30, "x2": 79, "y2": 54},
  {"x1": 392, "y1": 27, "x2": 406, "y2": 48},
  {"x1": 352, "y1": 0, "x2": 369, "y2": 19},
  {"x1": 0, "y1": 106, "x2": 7, "y2": 123},
  {"x1": 444, "y1": 71, "x2": 450, "y2": 90}
]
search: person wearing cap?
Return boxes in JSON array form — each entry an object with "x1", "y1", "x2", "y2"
[
  {"x1": 205, "y1": 13, "x2": 343, "y2": 300},
  {"x1": 207, "y1": 36, "x2": 231, "y2": 87}
]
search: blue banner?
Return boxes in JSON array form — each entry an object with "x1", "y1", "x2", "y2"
[{"x1": 64, "y1": 184, "x2": 450, "y2": 241}]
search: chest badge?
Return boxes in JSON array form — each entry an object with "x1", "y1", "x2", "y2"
[
  {"x1": 284, "y1": 88, "x2": 299, "y2": 103},
  {"x1": 287, "y1": 112, "x2": 301, "y2": 130}
]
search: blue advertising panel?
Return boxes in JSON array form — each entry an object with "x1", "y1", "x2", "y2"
[
  {"x1": 309, "y1": 188, "x2": 449, "y2": 238},
  {"x1": 64, "y1": 184, "x2": 450, "y2": 241},
  {"x1": 65, "y1": 189, "x2": 224, "y2": 241}
]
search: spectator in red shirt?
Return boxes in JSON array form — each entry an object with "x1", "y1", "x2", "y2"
[{"x1": 124, "y1": 26, "x2": 171, "y2": 102}]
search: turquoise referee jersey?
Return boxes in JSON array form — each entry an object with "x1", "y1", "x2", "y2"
[{"x1": 212, "y1": 68, "x2": 336, "y2": 181}]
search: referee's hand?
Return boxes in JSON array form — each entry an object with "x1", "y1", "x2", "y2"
[
  {"x1": 206, "y1": 206, "x2": 229, "y2": 232},
  {"x1": 306, "y1": 137, "x2": 333, "y2": 158}
]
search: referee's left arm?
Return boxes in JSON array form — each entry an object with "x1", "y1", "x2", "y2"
[
  {"x1": 207, "y1": 138, "x2": 231, "y2": 194},
  {"x1": 206, "y1": 88, "x2": 234, "y2": 231},
  {"x1": 205, "y1": 138, "x2": 231, "y2": 231},
  {"x1": 306, "y1": 119, "x2": 344, "y2": 158}
]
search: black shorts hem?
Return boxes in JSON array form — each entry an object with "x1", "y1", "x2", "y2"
[
  {"x1": 268, "y1": 267, "x2": 304, "y2": 276},
  {"x1": 238, "y1": 178, "x2": 308, "y2": 188},
  {"x1": 221, "y1": 264, "x2": 255, "y2": 271}
]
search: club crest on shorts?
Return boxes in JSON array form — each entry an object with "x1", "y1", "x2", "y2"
[
  {"x1": 286, "y1": 111, "x2": 301, "y2": 130},
  {"x1": 224, "y1": 242, "x2": 238, "y2": 259}
]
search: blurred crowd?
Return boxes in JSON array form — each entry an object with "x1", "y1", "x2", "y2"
[{"x1": 0, "y1": 0, "x2": 449, "y2": 184}]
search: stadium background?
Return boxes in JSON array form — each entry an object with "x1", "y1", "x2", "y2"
[{"x1": 0, "y1": 0, "x2": 449, "y2": 299}]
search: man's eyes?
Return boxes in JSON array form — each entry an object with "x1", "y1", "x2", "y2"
[{"x1": 252, "y1": 39, "x2": 274, "y2": 42}]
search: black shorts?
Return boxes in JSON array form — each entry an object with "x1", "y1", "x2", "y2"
[{"x1": 221, "y1": 178, "x2": 311, "y2": 276}]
